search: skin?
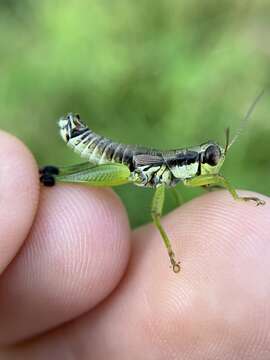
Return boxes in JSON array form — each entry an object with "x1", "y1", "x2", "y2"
[{"x1": 0, "y1": 130, "x2": 270, "y2": 360}]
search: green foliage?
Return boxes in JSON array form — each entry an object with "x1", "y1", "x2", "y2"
[{"x1": 0, "y1": 0, "x2": 269, "y2": 226}]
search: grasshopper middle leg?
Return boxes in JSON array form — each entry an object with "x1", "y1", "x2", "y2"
[{"x1": 151, "y1": 184, "x2": 181, "y2": 273}]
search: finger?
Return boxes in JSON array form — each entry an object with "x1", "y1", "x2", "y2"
[
  {"x1": 102, "y1": 191, "x2": 270, "y2": 358},
  {"x1": 0, "y1": 185, "x2": 130, "y2": 345},
  {"x1": 20, "y1": 190, "x2": 269, "y2": 359},
  {"x1": 0, "y1": 131, "x2": 39, "y2": 274}
]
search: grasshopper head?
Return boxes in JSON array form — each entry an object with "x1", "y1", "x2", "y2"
[
  {"x1": 58, "y1": 113, "x2": 85, "y2": 143},
  {"x1": 200, "y1": 142, "x2": 225, "y2": 175}
]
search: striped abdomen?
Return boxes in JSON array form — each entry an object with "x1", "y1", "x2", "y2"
[{"x1": 58, "y1": 113, "x2": 136, "y2": 169}]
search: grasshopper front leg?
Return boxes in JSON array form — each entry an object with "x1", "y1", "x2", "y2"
[
  {"x1": 184, "y1": 174, "x2": 265, "y2": 206},
  {"x1": 151, "y1": 184, "x2": 181, "y2": 273},
  {"x1": 40, "y1": 162, "x2": 131, "y2": 187}
]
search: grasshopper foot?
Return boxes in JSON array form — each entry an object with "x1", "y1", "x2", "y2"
[
  {"x1": 172, "y1": 261, "x2": 181, "y2": 273},
  {"x1": 240, "y1": 196, "x2": 266, "y2": 206},
  {"x1": 168, "y1": 250, "x2": 181, "y2": 273},
  {"x1": 39, "y1": 166, "x2": 59, "y2": 187}
]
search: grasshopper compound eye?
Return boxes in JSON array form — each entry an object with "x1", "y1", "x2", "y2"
[{"x1": 204, "y1": 144, "x2": 221, "y2": 166}]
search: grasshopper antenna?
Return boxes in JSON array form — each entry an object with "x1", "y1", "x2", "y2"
[
  {"x1": 225, "y1": 89, "x2": 265, "y2": 153},
  {"x1": 224, "y1": 127, "x2": 230, "y2": 154}
]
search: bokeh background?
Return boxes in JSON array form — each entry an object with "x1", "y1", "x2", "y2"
[{"x1": 0, "y1": 0, "x2": 269, "y2": 227}]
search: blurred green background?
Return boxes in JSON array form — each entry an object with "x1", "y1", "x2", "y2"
[{"x1": 0, "y1": 0, "x2": 269, "y2": 227}]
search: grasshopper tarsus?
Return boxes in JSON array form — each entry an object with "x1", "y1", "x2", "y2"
[
  {"x1": 39, "y1": 165, "x2": 60, "y2": 176},
  {"x1": 172, "y1": 261, "x2": 181, "y2": 274},
  {"x1": 241, "y1": 196, "x2": 266, "y2": 206},
  {"x1": 39, "y1": 165, "x2": 59, "y2": 187},
  {"x1": 168, "y1": 249, "x2": 181, "y2": 273},
  {"x1": 40, "y1": 174, "x2": 56, "y2": 187}
]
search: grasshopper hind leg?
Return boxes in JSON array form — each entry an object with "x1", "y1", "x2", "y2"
[
  {"x1": 39, "y1": 162, "x2": 131, "y2": 187},
  {"x1": 39, "y1": 162, "x2": 96, "y2": 187}
]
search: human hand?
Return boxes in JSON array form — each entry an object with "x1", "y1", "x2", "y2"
[{"x1": 0, "y1": 131, "x2": 269, "y2": 360}]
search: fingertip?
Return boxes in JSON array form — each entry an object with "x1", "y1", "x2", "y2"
[
  {"x1": 31, "y1": 184, "x2": 131, "y2": 304},
  {"x1": 0, "y1": 131, "x2": 39, "y2": 274},
  {"x1": 0, "y1": 184, "x2": 131, "y2": 343}
]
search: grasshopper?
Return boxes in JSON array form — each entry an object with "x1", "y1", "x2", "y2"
[{"x1": 40, "y1": 92, "x2": 265, "y2": 273}]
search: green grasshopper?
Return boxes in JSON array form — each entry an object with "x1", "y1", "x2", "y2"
[{"x1": 40, "y1": 92, "x2": 265, "y2": 273}]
